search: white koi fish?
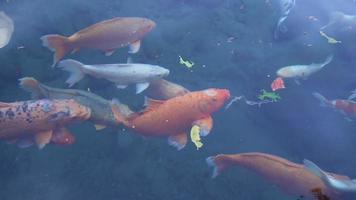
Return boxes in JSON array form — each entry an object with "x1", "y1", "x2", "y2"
[
  {"x1": 274, "y1": 0, "x2": 296, "y2": 39},
  {"x1": 0, "y1": 11, "x2": 14, "y2": 48}
]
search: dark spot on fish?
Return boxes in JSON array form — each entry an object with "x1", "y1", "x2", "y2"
[
  {"x1": 22, "y1": 102, "x2": 28, "y2": 112},
  {"x1": 5, "y1": 109, "x2": 15, "y2": 120},
  {"x1": 26, "y1": 118, "x2": 32, "y2": 123},
  {"x1": 27, "y1": 112, "x2": 31, "y2": 117},
  {"x1": 17, "y1": 112, "x2": 21, "y2": 115}
]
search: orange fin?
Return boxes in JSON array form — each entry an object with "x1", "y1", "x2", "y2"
[
  {"x1": 144, "y1": 97, "x2": 164, "y2": 112},
  {"x1": 193, "y1": 116, "x2": 213, "y2": 137},
  {"x1": 34, "y1": 130, "x2": 53, "y2": 149},
  {"x1": 128, "y1": 40, "x2": 141, "y2": 54},
  {"x1": 40, "y1": 34, "x2": 70, "y2": 67},
  {"x1": 206, "y1": 155, "x2": 229, "y2": 178},
  {"x1": 0, "y1": 102, "x2": 11, "y2": 108},
  {"x1": 168, "y1": 132, "x2": 187, "y2": 150}
]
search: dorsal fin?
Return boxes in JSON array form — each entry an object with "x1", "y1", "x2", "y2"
[
  {"x1": 0, "y1": 102, "x2": 11, "y2": 108},
  {"x1": 144, "y1": 97, "x2": 164, "y2": 112}
]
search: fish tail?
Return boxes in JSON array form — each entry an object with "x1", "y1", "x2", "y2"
[
  {"x1": 312, "y1": 92, "x2": 329, "y2": 107},
  {"x1": 57, "y1": 59, "x2": 85, "y2": 87},
  {"x1": 321, "y1": 55, "x2": 333, "y2": 68},
  {"x1": 303, "y1": 159, "x2": 333, "y2": 188},
  {"x1": 110, "y1": 99, "x2": 133, "y2": 126},
  {"x1": 40, "y1": 34, "x2": 71, "y2": 67},
  {"x1": 18, "y1": 77, "x2": 46, "y2": 99},
  {"x1": 206, "y1": 155, "x2": 230, "y2": 178}
]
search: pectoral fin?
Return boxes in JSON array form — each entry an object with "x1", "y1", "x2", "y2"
[
  {"x1": 116, "y1": 84, "x2": 128, "y2": 89},
  {"x1": 34, "y1": 130, "x2": 53, "y2": 149},
  {"x1": 136, "y1": 82, "x2": 150, "y2": 94},
  {"x1": 105, "y1": 49, "x2": 116, "y2": 56},
  {"x1": 168, "y1": 133, "x2": 187, "y2": 150},
  {"x1": 193, "y1": 116, "x2": 213, "y2": 137},
  {"x1": 128, "y1": 40, "x2": 141, "y2": 54},
  {"x1": 51, "y1": 127, "x2": 75, "y2": 145},
  {"x1": 17, "y1": 138, "x2": 34, "y2": 148},
  {"x1": 94, "y1": 124, "x2": 107, "y2": 131}
]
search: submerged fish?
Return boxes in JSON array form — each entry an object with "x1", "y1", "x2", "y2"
[
  {"x1": 274, "y1": 0, "x2": 296, "y2": 39},
  {"x1": 41, "y1": 17, "x2": 156, "y2": 66},
  {"x1": 206, "y1": 152, "x2": 348, "y2": 199},
  {"x1": 19, "y1": 77, "x2": 118, "y2": 129},
  {"x1": 145, "y1": 79, "x2": 190, "y2": 100},
  {"x1": 321, "y1": 11, "x2": 356, "y2": 30},
  {"x1": 313, "y1": 92, "x2": 356, "y2": 118},
  {"x1": 0, "y1": 99, "x2": 91, "y2": 149},
  {"x1": 0, "y1": 11, "x2": 14, "y2": 48},
  {"x1": 57, "y1": 59, "x2": 170, "y2": 94},
  {"x1": 271, "y1": 77, "x2": 285, "y2": 91},
  {"x1": 111, "y1": 89, "x2": 230, "y2": 150},
  {"x1": 276, "y1": 55, "x2": 333, "y2": 81}
]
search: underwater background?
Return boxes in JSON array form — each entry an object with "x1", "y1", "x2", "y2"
[{"x1": 1, "y1": 0, "x2": 356, "y2": 199}]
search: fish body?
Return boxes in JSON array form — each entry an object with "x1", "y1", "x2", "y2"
[
  {"x1": 112, "y1": 89, "x2": 230, "y2": 150},
  {"x1": 206, "y1": 152, "x2": 347, "y2": 199},
  {"x1": 146, "y1": 79, "x2": 190, "y2": 100},
  {"x1": 274, "y1": 0, "x2": 296, "y2": 39},
  {"x1": 19, "y1": 77, "x2": 117, "y2": 127},
  {"x1": 277, "y1": 55, "x2": 333, "y2": 79},
  {"x1": 0, "y1": 11, "x2": 14, "y2": 48},
  {"x1": 57, "y1": 59, "x2": 169, "y2": 94},
  {"x1": 321, "y1": 11, "x2": 356, "y2": 30},
  {"x1": 0, "y1": 99, "x2": 91, "y2": 149},
  {"x1": 313, "y1": 92, "x2": 356, "y2": 117},
  {"x1": 41, "y1": 17, "x2": 156, "y2": 66}
]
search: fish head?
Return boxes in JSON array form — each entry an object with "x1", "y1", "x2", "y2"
[
  {"x1": 276, "y1": 67, "x2": 293, "y2": 78},
  {"x1": 141, "y1": 18, "x2": 156, "y2": 32},
  {"x1": 198, "y1": 89, "x2": 230, "y2": 114},
  {"x1": 150, "y1": 65, "x2": 170, "y2": 80},
  {"x1": 48, "y1": 99, "x2": 91, "y2": 124}
]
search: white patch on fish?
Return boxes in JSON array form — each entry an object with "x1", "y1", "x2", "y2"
[{"x1": 0, "y1": 11, "x2": 14, "y2": 48}]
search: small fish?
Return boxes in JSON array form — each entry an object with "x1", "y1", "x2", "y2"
[
  {"x1": 19, "y1": 77, "x2": 118, "y2": 128},
  {"x1": 321, "y1": 11, "x2": 356, "y2": 30},
  {"x1": 274, "y1": 0, "x2": 296, "y2": 39},
  {"x1": 145, "y1": 79, "x2": 190, "y2": 100},
  {"x1": 276, "y1": 55, "x2": 333, "y2": 80},
  {"x1": 41, "y1": 17, "x2": 156, "y2": 66},
  {"x1": 111, "y1": 89, "x2": 230, "y2": 150},
  {"x1": 271, "y1": 77, "x2": 285, "y2": 91},
  {"x1": 0, "y1": 99, "x2": 91, "y2": 149},
  {"x1": 304, "y1": 159, "x2": 356, "y2": 193},
  {"x1": 258, "y1": 89, "x2": 281, "y2": 102},
  {"x1": 179, "y1": 55, "x2": 194, "y2": 68},
  {"x1": 313, "y1": 92, "x2": 356, "y2": 118},
  {"x1": 0, "y1": 11, "x2": 14, "y2": 48},
  {"x1": 206, "y1": 152, "x2": 348, "y2": 199},
  {"x1": 57, "y1": 59, "x2": 170, "y2": 94},
  {"x1": 190, "y1": 125, "x2": 203, "y2": 150},
  {"x1": 320, "y1": 31, "x2": 341, "y2": 44}
]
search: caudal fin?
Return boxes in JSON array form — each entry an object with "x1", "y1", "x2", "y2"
[
  {"x1": 18, "y1": 77, "x2": 46, "y2": 99},
  {"x1": 312, "y1": 92, "x2": 329, "y2": 107},
  {"x1": 41, "y1": 34, "x2": 71, "y2": 67},
  {"x1": 57, "y1": 59, "x2": 85, "y2": 87},
  {"x1": 320, "y1": 55, "x2": 333, "y2": 68},
  {"x1": 206, "y1": 155, "x2": 229, "y2": 178}
]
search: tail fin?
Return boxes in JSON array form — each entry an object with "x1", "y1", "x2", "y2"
[
  {"x1": 57, "y1": 59, "x2": 85, "y2": 87},
  {"x1": 18, "y1": 77, "x2": 46, "y2": 99},
  {"x1": 312, "y1": 92, "x2": 329, "y2": 107},
  {"x1": 206, "y1": 155, "x2": 228, "y2": 178},
  {"x1": 303, "y1": 159, "x2": 340, "y2": 190},
  {"x1": 110, "y1": 99, "x2": 133, "y2": 126},
  {"x1": 320, "y1": 55, "x2": 333, "y2": 68},
  {"x1": 40, "y1": 34, "x2": 71, "y2": 67}
]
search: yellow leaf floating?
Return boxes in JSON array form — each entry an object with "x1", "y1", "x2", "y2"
[
  {"x1": 320, "y1": 31, "x2": 341, "y2": 44},
  {"x1": 179, "y1": 55, "x2": 194, "y2": 68},
  {"x1": 190, "y1": 125, "x2": 203, "y2": 150}
]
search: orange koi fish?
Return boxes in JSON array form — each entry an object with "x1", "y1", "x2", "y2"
[
  {"x1": 0, "y1": 99, "x2": 91, "y2": 149},
  {"x1": 41, "y1": 17, "x2": 156, "y2": 66},
  {"x1": 206, "y1": 152, "x2": 349, "y2": 199},
  {"x1": 112, "y1": 89, "x2": 230, "y2": 150}
]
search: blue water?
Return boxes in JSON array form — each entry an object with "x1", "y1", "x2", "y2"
[{"x1": 1, "y1": 0, "x2": 356, "y2": 199}]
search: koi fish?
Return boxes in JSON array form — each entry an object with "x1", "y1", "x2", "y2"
[
  {"x1": 41, "y1": 17, "x2": 156, "y2": 66},
  {"x1": 321, "y1": 11, "x2": 356, "y2": 30},
  {"x1": 274, "y1": 0, "x2": 296, "y2": 39},
  {"x1": 57, "y1": 59, "x2": 170, "y2": 94},
  {"x1": 271, "y1": 77, "x2": 285, "y2": 91},
  {"x1": 0, "y1": 99, "x2": 91, "y2": 149},
  {"x1": 276, "y1": 55, "x2": 333, "y2": 81},
  {"x1": 206, "y1": 152, "x2": 348, "y2": 199},
  {"x1": 111, "y1": 89, "x2": 230, "y2": 150},
  {"x1": 0, "y1": 11, "x2": 14, "y2": 48},
  {"x1": 19, "y1": 77, "x2": 118, "y2": 129},
  {"x1": 320, "y1": 31, "x2": 341, "y2": 44},
  {"x1": 313, "y1": 92, "x2": 356, "y2": 118},
  {"x1": 145, "y1": 79, "x2": 190, "y2": 100},
  {"x1": 304, "y1": 159, "x2": 356, "y2": 193}
]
